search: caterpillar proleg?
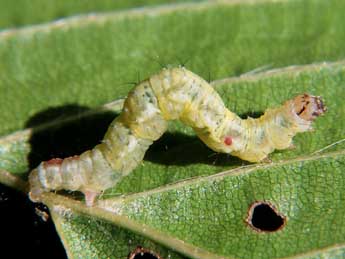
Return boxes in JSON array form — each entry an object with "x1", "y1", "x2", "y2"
[{"x1": 28, "y1": 67, "x2": 326, "y2": 206}]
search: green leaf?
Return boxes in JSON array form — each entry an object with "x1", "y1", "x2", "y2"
[{"x1": 1, "y1": 0, "x2": 345, "y2": 259}]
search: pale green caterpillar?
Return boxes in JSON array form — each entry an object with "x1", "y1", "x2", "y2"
[{"x1": 28, "y1": 67, "x2": 326, "y2": 206}]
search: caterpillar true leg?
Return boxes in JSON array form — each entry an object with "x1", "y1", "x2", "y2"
[{"x1": 28, "y1": 67, "x2": 326, "y2": 206}]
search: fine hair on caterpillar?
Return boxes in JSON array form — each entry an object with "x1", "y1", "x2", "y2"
[{"x1": 28, "y1": 67, "x2": 327, "y2": 206}]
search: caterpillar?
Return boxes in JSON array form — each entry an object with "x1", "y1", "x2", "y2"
[{"x1": 28, "y1": 67, "x2": 326, "y2": 206}]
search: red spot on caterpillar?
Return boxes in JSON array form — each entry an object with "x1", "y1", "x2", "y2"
[
  {"x1": 45, "y1": 158, "x2": 63, "y2": 166},
  {"x1": 224, "y1": 136, "x2": 233, "y2": 146}
]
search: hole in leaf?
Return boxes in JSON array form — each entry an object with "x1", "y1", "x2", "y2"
[
  {"x1": 128, "y1": 246, "x2": 162, "y2": 259},
  {"x1": 247, "y1": 201, "x2": 286, "y2": 232}
]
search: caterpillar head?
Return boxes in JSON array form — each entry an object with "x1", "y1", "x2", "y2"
[
  {"x1": 217, "y1": 94, "x2": 327, "y2": 162},
  {"x1": 293, "y1": 94, "x2": 327, "y2": 121}
]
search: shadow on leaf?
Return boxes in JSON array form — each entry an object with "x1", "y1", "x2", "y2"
[{"x1": 25, "y1": 104, "x2": 118, "y2": 170}]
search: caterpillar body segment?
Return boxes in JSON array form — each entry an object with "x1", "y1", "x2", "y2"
[{"x1": 28, "y1": 68, "x2": 326, "y2": 206}]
